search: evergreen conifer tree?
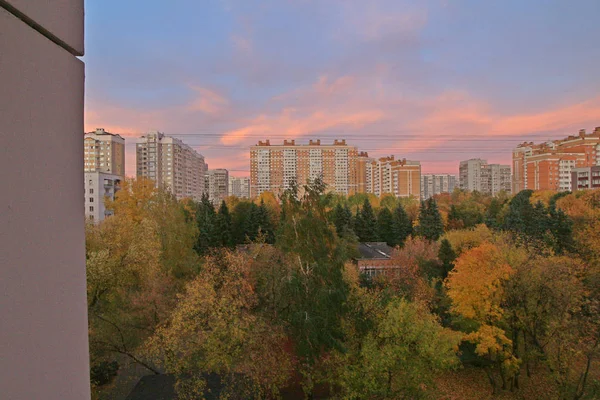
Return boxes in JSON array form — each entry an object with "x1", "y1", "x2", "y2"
[
  {"x1": 377, "y1": 207, "x2": 395, "y2": 246},
  {"x1": 392, "y1": 204, "x2": 413, "y2": 247}
]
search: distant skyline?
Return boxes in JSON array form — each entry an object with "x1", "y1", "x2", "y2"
[{"x1": 83, "y1": 0, "x2": 600, "y2": 177}]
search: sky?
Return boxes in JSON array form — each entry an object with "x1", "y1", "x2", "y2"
[{"x1": 84, "y1": 0, "x2": 600, "y2": 177}]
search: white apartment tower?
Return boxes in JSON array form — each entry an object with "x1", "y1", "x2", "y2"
[
  {"x1": 229, "y1": 176, "x2": 250, "y2": 199},
  {"x1": 459, "y1": 159, "x2": 511, "y2": 196},
  {"x1": 205, "y1": 169, "x2": 229, "y2": 205},
  {"x1": 421, "y1": 174, "x2": 457, "y2": 200},
  {"x1": 136, "y1": 131, "x2": 207, "y2": 201},
  {"x1": 83, "y1": 128, "x2": 125, "y2": 222}
]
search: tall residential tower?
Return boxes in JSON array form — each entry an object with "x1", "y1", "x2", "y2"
[{"x1": 136, "y1": 131, "x2": 207, "y2": 200}]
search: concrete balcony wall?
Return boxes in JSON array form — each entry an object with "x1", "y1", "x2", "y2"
[{"x1": 0, "y1": 1, "x2": 89, "y2": 399}]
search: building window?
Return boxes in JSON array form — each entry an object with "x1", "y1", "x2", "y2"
[
  {"x1": 89, "y1": 206, "x2": 94, "y2": 212},
  {"x1": 90, "y1": 189, "x2": 94, "y2": 194},
  {"x1": 90, "y1": 197, "x2": 94, "y2": 203}
]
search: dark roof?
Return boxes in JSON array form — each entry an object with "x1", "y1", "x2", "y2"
[{"x1": 357, "y1": 242, "x2": 393, "y2": 259}]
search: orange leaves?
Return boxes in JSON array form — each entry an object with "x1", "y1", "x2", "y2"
[{"x1": 447, "y1": 243, "x2": 514, "y2": 323}]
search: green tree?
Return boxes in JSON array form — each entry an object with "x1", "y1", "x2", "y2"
[
  {"x1": 194, "y1": 193, "x2": 217, "y2": 254},
  {"x1": 377, "y1": 207, "x2": 396, "y2": 246},
  {"x1": 438, "y1": 238, "x2": 457, "y2": 278},
  {"x1": 276, "y1": 178, "x2": 351, "y2": 394},
  {"x1": 356, "y1": 198, "x2": 378, "y2": 242},
  {"x1": 257, "y1": 198, "x2": 275, "y2": 243},
  {"x1": 332, "y1": 203, "x2": 353, "y2": 237},
  {"x1": 485, "y1": 197, "x2": 504, "y2": 229},
  {"x1": 216, "y1": 200, "x2": 233, "y2": 247},
  {"x1": 392, "y1": 204, "x2": 413, "y2": 247},
  {"x1": 415, "y1": 198, "x2": 444, "y2": 241}
]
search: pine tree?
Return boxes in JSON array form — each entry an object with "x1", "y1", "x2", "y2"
[
  {"x1": 195, "y1": 193, "x2": 217, "y2": 254},
  {"x1": 485, "y1": 198, "x2": 503, "y2": 229},
  {"x1": 377, "y1": 207, "x2": 395, "y2": 246},
  {"x1": 438, "y1": 238, "x2": 457, "y2": 278},
  {"x1": 415, "y1": 198, "x2": 444, "y2": 241},
  {"x1": 548, "y1": 203, "x2": 575, "y2": 254},
  {"x1": 257, "y1": 198, "x2": 274, "y2": 243},
  {"x1": 356, "y1": 199, "x2": 378, "y2": 242},
  {"x1": 244, "y1": 203, "x2": 260, "y2": 241},
  {"x1": 332, "y1": 203, "x2": 353, "y2": 237},
  {"x1": 392, "y1": 204, "x2": 413, "y2": 247},
  {"x1": 216, "y1": 201, "x2": 233, "y2": 248},
  {"x1": 503, "y1": 190, "x2": 535, "y2": 235}
]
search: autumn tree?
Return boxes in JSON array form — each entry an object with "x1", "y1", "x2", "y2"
[
  {"x1": 446, "y1": 242, "x2": 520, "y2": 394},
  {"x1": 87, "y1": 178, "x2": 200, "y2": 388},
  {"x1": 146, "y1": 251, "x2": 293, "y2": 398},
  {"x1": 438, "y1": 238, "x2": 457, "y2": 279}
]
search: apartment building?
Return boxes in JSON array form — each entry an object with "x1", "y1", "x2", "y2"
[
  {"x1": 459, "y1": 159, "x2": 511, "y2": 196},
  {"x1": 136, "y1": 131, "x2": 207, "y2": 201},
  {"x1": 83, "y1": 128, "x2": 125, "y2": 222},
  {"x1": 250, "y1": 139, "x2": 359, "y2": 198},
  {"x1": 421, "y1": 174, "x2": 457, "y2": 200},
  {"x1": 84, "y1": 128, "x2": 125, "y2": 176},
  {"x1": 512, "y1": 127, "x2": 600, "y2": 192},
  {"x1": 364, "y1": 156, "x2": 421, "y2": 198},
  {"x1": 229, "y1": 176, "x2": 250, "y2": 199},
  {"x1": 84, "y1": 172, "x2": 121, "y2": 222},
  {"x1": 571, "y1": 166, "x2": 600, "y2": 191},
  {"x1": 205, "y1": 169, "x2": 229, "y2": 204}
]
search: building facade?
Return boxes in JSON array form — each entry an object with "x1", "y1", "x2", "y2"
[
  {"x1": 83, "y1": 128, "x2": 125, "y2": 223},
  {"x1": 84, "y1": 128, "x2": 125, "y2": 176},
  {"x1": 1, "y1": 2, "x2": 91, "y2": 398},
  {"x1": 421, "y1": 174, "x2": 457, "y2": 200},
  {"x1": 136, "y1": 131, "x2": 207, "y2": 201},
  {"x1": 229, "y1": 176, "x2": 250, "y2": 199},
  {"x1": 250, "y1": 139, "x2": 359, "y2": 198},
  {"x1": 512, "y1": 128, "x2": 600, "y2": 193},
  {"x1": 571, "y1": 166, "x2": 600, "y2": 191},
  {"x1": 205, "y1": 169, "x2": 229, "y2": 204},
  {"x1": 459, "y1": 159, "x2": 511, "y2": 196},
  {"x1": 84, "y1": 172, "x2": 121, "y2": 222},
  {"x1": 364, "y1": 156, "x2": 421, "y2": 198}
]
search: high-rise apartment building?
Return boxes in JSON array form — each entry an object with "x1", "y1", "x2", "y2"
[
  {"x1": 205, "y1": 169, "x2": 229, "y2": 204},
  {"x1": 571, "y1": 166, "x2": 600, "y2": 191},
  {"x1": 421, "y1": 174, "x2": 457, "y2": 199},
  {"x1": 459, "y1": 159, "x2": 511, "y2": 196},
  {"x1": 229, "y1": 176, "x2": 250, "y2": 199},
  {"x1": 364, "y1": 156, "x2": 421, "y2": 198},
  {"x1": 136, "y1": 131, "x2": 207, "y2": 201},
  {"x1": 250, "y1": 139, "x2": 359, "y2": 198},
  {"x1": 83, "y1": 128, "x2": 125, "y2": 222},
  {"x1": 512, "y1": 128, "x2": 600, "y2": 193},
  {"x1": 84, "y1": 128, "x2": 125, "y2": 176}
]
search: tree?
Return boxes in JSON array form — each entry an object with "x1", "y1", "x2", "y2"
[
  {"x1": 415, "y1": 198, "x2": 444, "y2": 241},
  {"x1": 87, "y1": 178, "x2": 200, "y2": 388},
  {"x1": 392, "y1": 204, "x2": 413, "y2": 247},
  {"x1": 257, "y1": 198, "x2": 275, "y2": 243},
  {"x1": 485, "y1": 197, "x2": 504, "y2": 229},
  {"x1": 194, "y1": 193, "x2": 217, "y2": 254},
  {"x1": 377, "y1": 207, "x2": 395, "y2": 247},
  {"x1": 446, "y1": 242, "x2": 521, "y2": 394},
  {"x1": 146, "y1": 251, "x2": 293, "y2": 398},
  {"x1": 438, "y1": 238, "x2": 457, "y2": 279},
  {"x1": 326, "y1": 298, "x2": 461, "y2": 399},
  {"x1": 356, "y1": 198, "x2": 378, "y2": 242},
  {"x1": 276, "y1": 178, "x2": 351, "y2": 394},
  {"x1": 215, "y1": 200, "x2": 233, "y2": 248},
  {"x1": 332, "y1": 203, "x2": 353, "y2": 237}
]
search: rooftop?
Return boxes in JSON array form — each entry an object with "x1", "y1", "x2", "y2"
[{"x1": 357, "y1": 242, "x2": 393, "y2": 259}]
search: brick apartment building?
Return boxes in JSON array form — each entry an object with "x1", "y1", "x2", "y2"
[{"x1": 513, "y1": 127, "x2": 600, "y2": 193}]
